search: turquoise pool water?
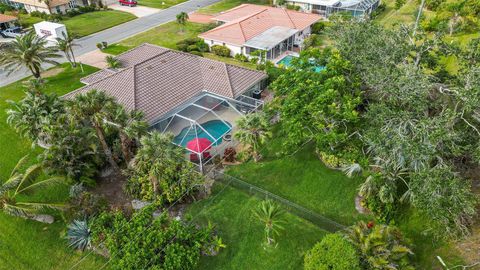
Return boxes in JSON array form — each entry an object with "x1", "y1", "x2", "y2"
[
  {"x1": 173, "y1": 120, "x2": 232, "y2": 147},
  {"x1": 276, "y1": 55, "x2": 326, "y2": 73}
]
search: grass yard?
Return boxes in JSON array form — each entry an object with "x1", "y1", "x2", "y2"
[
  {"x1": 63, "y1": 10, "x2": 136, "y2": 37},
  {"x1": 0, "y1": 63, "x2": 104, "y2": 270},
  {"x1": 197, "y1": 0, "x2": 270, "y2": 15},
  {"x1": 139, "y1": 0, "x2": 187, "y2": 9},
  {"x1": 227, "y1": 130, "x2": 367, "y2": 225},
  {"x1": 186, "y1": 184, "x2": 327, "y2": 269}
]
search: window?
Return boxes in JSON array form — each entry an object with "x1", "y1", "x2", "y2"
[
  {"x1": 68, "y1": 0, "x2": 77, "y2": 9},
  {"x1": 210, "y1": 40, "x2": 213, "y2": 45},
  {"x1": 55, "y1": 5, "x2": 61, "y2": 13}
]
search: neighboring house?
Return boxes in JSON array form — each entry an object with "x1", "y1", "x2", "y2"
[
  {"x1": 8, "y1": 0, "x2": 88, "y2": 14},
  {"x1": 280, "y1": 0, "x2": 380, "y2": 17},
  {"x1": 64, "y1": 43, "x2": 268, "y2": 171},
  {"x1": 199, "y1": 4, "x2": 321, "y2": 60},
  {"x1": 0, "y1": 14, "x2": 18, "y2": 30}
]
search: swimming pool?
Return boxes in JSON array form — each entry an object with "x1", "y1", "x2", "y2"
[
  {"x1": 173, "y1": 120, "x2": 232, "y2": 147},
  {"x1": 276, "y1": 55, "x2": 326, "y2": 73}
]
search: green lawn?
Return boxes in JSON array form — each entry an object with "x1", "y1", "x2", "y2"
[
  {"x1": 0, "y1": 64, "x2": 104, "y2": 270},
  {"x1": 186, "y1": 184, "x2": 327, "y2": 270},
  {"x1": 63, "y1": 10, "x2": 136, "y2": 37},
  {"x1": 227, "y1": 133, "x2": 367, "y2": 225},
  {"x1": 197, "y1": 0, "x2": 270, "y2": 15},
  {"x1": 139, "y1": 0, "x2": 187, "y2": 9}
]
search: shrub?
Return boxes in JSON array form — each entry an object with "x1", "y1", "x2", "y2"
[
  {"x1": 184, "y1": 37, "x2": 202, "y2": 44},
  {"x1": 425, "y1": 0, "x2": 445, "y2": 11},
  {"x1": 234, "y1": 53, "x2": 248, "y2": 62},
  {"x1": 286, "y1": 4, "x2": 300, "y2": 11},
  {"x1": 211, "y1": 45, "x2": 231, "y2": 57},
  {"x1": 90, "y1": 206, "x2": 216, "y2": 269},
  {"x1": 67, "y1": 191, "x2": 108, "y2": 220},
  {"x1": 176, "y1": 42, "x2": 189, "y2": 52},
  {"x1": 311, "y1": 21, "x2": 328, "y2": 34},
  {"x1": 395, "y1": 0, "x2": 406, "y2": 9},
  {"x1": 78, "y1": 5, "x2": 96, "y2": 13},
  {"x1": 187, "y1": 44, "x2": 199, "y2": 52},
  {"x1": 96, "y1": 42, "x2": 103, "y2": 49},
  {"x1": 67, "y1": 219, "x2": 92, "y2": 251},
  {"x1": 66, "y1": 9, "x2": 81, "y2": 17},
  {"x1": 304, "y1": 234, "x2": 361, "y2": 270},
  {"x1": 224, "y1": 147, "x2": 237, "y2": 162},
  {"x1": 196, "y1": 41, "x2": 209, "y2": 52},
  {"x1": 190, "y1": 51, "x2": 203, "y2": 57}
]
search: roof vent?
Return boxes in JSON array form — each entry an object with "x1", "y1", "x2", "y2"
[
  {"x1": 160, "y1": 59, "x2": 167, "y2": 63},
  {"x1": 146, "y1": 65, "x2": 153, "y2": 70}
]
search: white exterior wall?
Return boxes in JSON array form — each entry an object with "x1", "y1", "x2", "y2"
[
  {"x1": 294, "y1": 25, "x2": 311, "y2": 46},
  {"x1": 23, "y1": 0, "x2": 85, "y2": 14},
  {"x1": 285, "y1": 0, "x2": 312, "y2": 12},
  {"x1": 205, "y1": 39, "x2": 243, "y2": 57}
]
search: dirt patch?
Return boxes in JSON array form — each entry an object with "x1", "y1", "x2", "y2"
[
  {"x1": 188, "y1": 12, "x2": 214, "y2": 24},
  {"x1": 92, "y1": 171, "x2": 132, "y2": 212},
  {"x1": 454, "y1": 225, "x2": 480, "y2": 266},
  {"x1": 42, "y1": 67, "x2": 64, "y2": 78}
]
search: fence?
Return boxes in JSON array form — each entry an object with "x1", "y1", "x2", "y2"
[{"x1": 211, "y1": 170, "x2": 346, "y2": 233}]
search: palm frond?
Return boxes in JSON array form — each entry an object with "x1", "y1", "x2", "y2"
[
  {"x1": 14, "y1": 164, "x2": 43, "y2": 196},
  {"x1": 9, "y1": 155, "x2": 29, "y2": 178},
  {"x1": 17, "y1": 176, "x2": 65, "y2": 194}
]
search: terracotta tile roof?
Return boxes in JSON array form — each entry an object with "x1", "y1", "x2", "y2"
[
  {"x1": 0, "y1": 14, "x2": 18, "y2": 24},
  {"x1": 80, "y1": 69, "x2": 117, "y2": 85},
  {"x1": 199, "y1": 4, "x2": 321, "y2": 45},
  {"x1": 11, "y1": 0, "x2": 70, "y2": 8},
  {"x1": 65, "y1": 44, "x2": 267, "y2": 123}
]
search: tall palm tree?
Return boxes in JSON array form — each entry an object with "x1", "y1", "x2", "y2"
[
  {"x1": 253, "y1": 200, "x2": 285, "y2": 246},
  {"x1": 234, "y1": 112, "x2": 272, "y2": 162},
  {"x1": 68, "y1": 90, "x2": 120, "y2": 172},
  {"x1": 55, "y1": 31, "x2": 79, "y2": 67},
  {"x1": 346, "y1": 221, "x2": 414, "y2": 270},
  {"x1": 176, "y1": 12, "x2": 189, "y2": 32},
  {"x1": 0, "y1": 156, "x2": 65, "y2": 218},
  {"x1": 0, "y1": 31, "x2": 61, "y2": 79},
  {"x1": 106, "y1": 106, "x2": 148, "y2": 164}
]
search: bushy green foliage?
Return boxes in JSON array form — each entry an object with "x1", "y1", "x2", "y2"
[
  {"x1": 211, "y1": 45, "x2": 231, "y2": 57},
  {"x1": 346, "y1": 222, "x2": 414, "y2": 270},
  {"x1": 234, "y1": 112, "x2": 272, "y2": 162},
  {"x1": 176, "y1": 37, "x2": 209, "y2": 53},
  {"x1": 234, "y1": 53, "x2": 248, "y2": 62},
  {"x1": 126, "y1": 132, "x2": 204, "y2": 202},
  {"x1": 304, "y1": 233, "x2": 361, "y2": 270},
  {"x1": 90, "y1": 205, "x2": 214, "y2": 269}
]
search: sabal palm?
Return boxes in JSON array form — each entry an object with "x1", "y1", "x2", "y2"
[
  {"x1": 0, "y1": 31, "x2": 61, "y2": 78},
  {"x1": 68, "y1": 90, "x2": 120, "y2": 171},
  {"x1": 0, "y1": 156, "x2": 64, "y2": 218},
  {"x1": 55, "y1": 31, "x2": 78, "y2": 67},
  {"x1": 234, "y1": 112, "x2": 272, "y2": 162},
  {"x1": 253, "y1": 200, "x2": 285, "y2": 246},
  {"x1": 346, "y1": 221, "x2": 413, "y2": 270}
]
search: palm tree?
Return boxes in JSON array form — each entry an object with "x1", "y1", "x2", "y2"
[
  {"x1": 346, "y1": 221, "x2": 414, "y2": 269},
  {"x1": 176, "y1": 12, "x2": 189, "y2": 32},
  {"x1": 55, "y1": 31, "x2": 79, "y2": 67},
  {"x1": 105, "y1": 55, "x2": 121, "y2": 69},
  {"x1": 68, "y1": 90, "x2": 120, "y2": 172},
  {"x1": 0, "y1": 31, "x2": 61, "y2": 79},
  {"x1": 105, "y1": 106, "x2": 148, "y2": 164},
  {"x1": 253, "y1": 200, "x2": 285, "y2": 246},
  {"x1": 41, "y1": 0, "x2": 53, "y2": 14},
  {"x1": 0, "y1": 156, "x2": 65, "y2": 218},
  {"x1": 234, "y1": 112, "x2": 272, "y2": 162}
]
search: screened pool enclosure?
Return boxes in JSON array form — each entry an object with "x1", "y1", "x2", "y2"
[{"x1": 151, "y1": 93, "x2": 263, "y2": 172}]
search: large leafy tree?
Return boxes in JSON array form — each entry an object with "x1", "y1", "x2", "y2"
[
  {"x1": 234, "y1": 112, "x2": 272, "y2": 162},
  {"x1": 0, "y1": 156, "x2": 65, "y2": 218},
  {"x1": 0, "y1": 31, "x2": 61, "y2": 79},
  {"x1": 270, "y1": 49, "x2": 362, "y2": 161},
  {"x1": 126, "y1": 132, "x2": 203, "y2": 202}
]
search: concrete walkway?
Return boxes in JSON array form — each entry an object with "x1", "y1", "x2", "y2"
[
  {"x1": 109, "y1": 3, "x2": 161, "y2": 17},
  {"x1": 0, "y1": 0, "x2": 221, "y2": 87},
  {"x1": 76, "y1": 49, "x2": 111, "y2": 69}
]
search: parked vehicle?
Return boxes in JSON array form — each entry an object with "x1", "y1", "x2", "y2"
[
  {"x1": 118, "y1": 0, "x2": 137, "y2": 6},
  {"x1": 1, "y1": 27, "x2": 23, "y2": 38}
]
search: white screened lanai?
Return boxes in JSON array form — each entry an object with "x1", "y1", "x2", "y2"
[{"x1": 151, "y1": 93, "x2": 263, "y2": 172}]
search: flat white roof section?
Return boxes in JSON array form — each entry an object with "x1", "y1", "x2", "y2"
[{"x1": 244, "y1": 26, "x2": 298, "y2": 50}]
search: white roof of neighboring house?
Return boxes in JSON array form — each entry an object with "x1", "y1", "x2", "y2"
[{"x1": 244, "y1": 26, "x2": 298, "y2": 50}]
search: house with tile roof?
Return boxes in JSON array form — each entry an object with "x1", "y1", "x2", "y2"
[
  {"x1": 278, "y1": 0, "x2": 380, "y2": 18},
  {"x1": 7, "y1": 0, "x2": 89, "y2": 14},
  {"x1": 199, "y1": 4, "x2": 321, "y2": 60},
  {"x1": 0, "y1": 14, "x2": 18, "y2": 31},
  {"x1": 65, "y1": 43, "x2": 268, "y2": 171}
]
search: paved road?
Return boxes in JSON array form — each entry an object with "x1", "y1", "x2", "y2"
[{"x1": 0, "y1": 0, "x2": 220, "y2": 87}]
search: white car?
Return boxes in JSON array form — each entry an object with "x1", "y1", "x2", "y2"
[{"x1": 1, "y1": 27, "x2": 23, "y2": 38}]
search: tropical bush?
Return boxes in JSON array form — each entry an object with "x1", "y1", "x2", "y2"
[
  {"x1": 223, "y1": 147, "x2": 237, "y2": 162},
  {"x1": 211, "y1": 45, "x2": 231, "y2": 57},
  {"x1": 304, "y1": 233, "x2": 361, "y2": 270},
  {"x1": 126, "y1": 132, "x2": 204, "y2": 202},
  {"x1": 90, "y1": 205, "x2": 216, "y2": 269},
  {"x1": 253, "y1": 200, "x2": 285, "y2": 246},
  {"x1": 234, "y1": 53, "x2": 249, "y2": 62},
  {"x1": 346, "y1": 221, "x2": 414, "y2": 270},
  {"x1": 66, "y1": 191, "x2": 108, "y2": 220},
  {"x1": 176, "y1": 37, "x2": 209, "y2": 53}
]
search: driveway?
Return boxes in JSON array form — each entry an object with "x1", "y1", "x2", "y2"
[
  {"x1": 109, "y1": 3, "x2": 161, "y2": 17},
  {"x1": 0, "y1": 0, "x2": 221, "y2": 87}
]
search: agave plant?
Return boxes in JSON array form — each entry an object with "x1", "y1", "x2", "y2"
[
  {"x1": 67, "y1": 219, "x2": 91, "y2": 251},
  {"x1": 0, "y1": 156, "x2": 65, "y2": 218}
]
